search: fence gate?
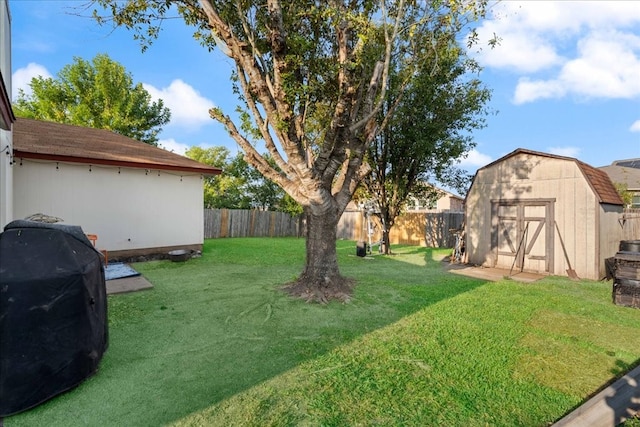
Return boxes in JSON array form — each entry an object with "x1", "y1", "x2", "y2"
[{"x1": 491, "y1": 199, "x2": 555, "y2": 274}]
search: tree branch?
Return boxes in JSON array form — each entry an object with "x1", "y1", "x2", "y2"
[{"x1": 349, "y1": 0, "x2": 405, "y2": 133}]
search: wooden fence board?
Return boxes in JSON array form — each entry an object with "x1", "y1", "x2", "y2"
[
  {"x1": 336, "y1": 210, "x2": 464, "y2": 248},
  {"x1": 621, "y1": 209, "x2": 640, "y2": 242},
  {"x1": 204, "y1": 209, "x2": 301, "y2": 238}
]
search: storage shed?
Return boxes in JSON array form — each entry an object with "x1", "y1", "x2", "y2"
[{"x1": 465, "y1": 148, "x2": 624, "y2": 280}]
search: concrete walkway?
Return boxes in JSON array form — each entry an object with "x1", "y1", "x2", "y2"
[{"x1": 106, "y1": 275, "x2": 153, "y2": 295}]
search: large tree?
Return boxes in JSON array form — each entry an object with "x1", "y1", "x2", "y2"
[
  {"x1": 13, "y1": 54, "x2": 170, "y2": 145},
  {"x1": 361, "y1": 38, "x2": 492, "y2": 254},
  {"x1": 92, "y1": 0, "x2": 489, "y2": 302}
]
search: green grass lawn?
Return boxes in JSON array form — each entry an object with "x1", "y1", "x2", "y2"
[{"x1": 6, "y1": 238, "x2": 640, "y2": 426}]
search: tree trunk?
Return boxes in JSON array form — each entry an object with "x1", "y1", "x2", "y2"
[
  {"x1": 283, "y1": 206, "x2": 354, "y2": 303},
  {"x1": 380, "y1": 209, "x2": 393, "y2": 255},
  {"x1": 381, "y1": 227, "x2": 391, "y2": 255}
]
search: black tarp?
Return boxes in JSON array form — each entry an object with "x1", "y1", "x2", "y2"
[{"x1": 0, "y1": 220, "x2": 108, "y2": 417}]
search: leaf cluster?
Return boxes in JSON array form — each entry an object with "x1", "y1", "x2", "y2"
[
  {"x1": 13, "y1": 54, "x2": 170, "y2": 145},
  {"x1": 362, "y1": 27, "x2": 492, "y2": 231},
  {"x1": 185, "y1": 145, "x2": 302, "y2": 215}
]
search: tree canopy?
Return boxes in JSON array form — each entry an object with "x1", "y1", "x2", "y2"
[
  {"x1": 92, "y1": 0, "x2": 490, "y2": 302},
  {"x1": 13, "y1": 53, "x2": 170, "y2": 145},
  {"x1": 361, "y1": 38, "x2": 492, "y2": 253}
]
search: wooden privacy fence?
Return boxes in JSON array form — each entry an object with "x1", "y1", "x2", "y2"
[
  {"x1": 620, "y1": 209, "x2": 640, "y2": 241},
  {"x1": 204, "y1": 208, "x2": 463, "y2": 247},
  {"x1": 337, "y1": 211, "x2": 464, "y2": 248},
  {"x1": 204, "y1": 209, "x2": 301, "y2": 238}
]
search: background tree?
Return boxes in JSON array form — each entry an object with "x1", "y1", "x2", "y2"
[
  {"x1": 186, "y1": 146, "x2": 303, "y2": 213},
  {"x1": 93, "y1": 0, "x2": 489, "y2": 302},
  {"x1": 13, "y1": 53, "x2": 170, "y2": 145},
  {"x1": 186, "y1": 146, "x2": 250, "y2": 208},
  {"x1": 361, "y1": 38, "x2": 492, "y2": 254},
  {"x1": 614, "y1": 182, "x2": 633, "y2": 208}
]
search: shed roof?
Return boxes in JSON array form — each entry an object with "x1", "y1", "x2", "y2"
[
  {"x1": 476, "y1": 148, "x2": 623, "y2": 206},
  {"x1": 13, "y1": 118, "x2": 221, "y2": 176}
]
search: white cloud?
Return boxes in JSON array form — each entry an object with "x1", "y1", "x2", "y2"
[
  {"x1": 560, "y1": 31, "x2": 640, "y2": 99},
  {"x1": 473, "y1": 1, "x2": 640, "y2": 103},
  {"x1": 11, "y1": 63, "x2": 52, "y2": 100},
  {"x1": 514, "y1": 30, "x2": 640, "y2": 104},
  {"x1": 473, "y1": 21, "x2": 562, "y2": 73},
  {"x1": 630, "y1": 120, "x2": 640, "y2": 132},
  {"x1": 513, "y1": 78, "x2": 565, "y2": 104},
  {"x1": 548, "y1": 146, "x2": 581, "y2": 158},
  {"x1": 143, "y1": 79, "x2": 215, "y2": 128},
  {"x1": 157, "y1": 138, "x2": 191, "y2": 156},
  {"x1": 458, "y1": 149, "x2": 493, "y2": 169}
]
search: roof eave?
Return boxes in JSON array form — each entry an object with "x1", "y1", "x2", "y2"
[
  {"x1": 0, "y1": 74, "x2": 15, "y2": 131},
  {"x1": 14, "y1": 150, "x2": 222, "y2": 176}
]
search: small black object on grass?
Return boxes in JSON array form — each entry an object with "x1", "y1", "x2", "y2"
[{"x1": 168, "y1": 249, "x2": 191, "y2": 262}]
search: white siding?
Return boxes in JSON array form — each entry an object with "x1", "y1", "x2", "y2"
[
  {"x1": 0, "y1": 127, "x2": 11, "y2": 228},
  {"x1": 14, "y1": 159, "x2": 204, "y2": 252}
]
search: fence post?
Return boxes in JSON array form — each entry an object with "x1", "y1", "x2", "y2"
[{"x1": 220, "y1": 209, "x2": 229, "y2": 238}]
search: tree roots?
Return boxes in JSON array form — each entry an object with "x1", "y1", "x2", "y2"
[{"x1": 281, "y1": 275, "x2": 355, "y2": 304}]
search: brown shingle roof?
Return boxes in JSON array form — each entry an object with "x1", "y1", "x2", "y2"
[
  {"x1": 13, "y1": 118, "x2": 221, "y2": 175},
  {"x1": 577, "y1": 159, "x2": 623, "y2": 205},
  {"x1": 478, "y1": 148, "x2": 624, "y2": 206}
]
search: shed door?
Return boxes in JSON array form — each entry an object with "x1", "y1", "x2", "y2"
[{"x1": 492, "y1": 199, "x2": 555, "y2": 274}]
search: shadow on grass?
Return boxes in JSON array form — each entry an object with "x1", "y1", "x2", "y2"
[
  {"x1": 6, "y1": 239, "x2": 488, "y2": 427},
  {"x1": 606, "y1": 359, "x2": 640, "y2": 426}
]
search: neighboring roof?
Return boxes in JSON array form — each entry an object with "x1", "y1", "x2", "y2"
[
  {"x1": 474, "y1": 148, "x2": 623, "y2": 206},
  {"x1": 444, "y1": 192, "x2": 464, "y2": 201},
  {"x1": 421, "y1": 183, "x2": 464, "y2": 200},
  {"x1": 611, "y1": 159, "x2": 640, "y2": 169},
  {"x1": 600, "y1": 162, "x2": 640, "y2": 191},
  {"x1": 13, "y1": 118, "x2": 221, "y2": 175}
]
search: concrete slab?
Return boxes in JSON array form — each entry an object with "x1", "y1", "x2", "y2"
[
  {"x1": 444, "y1": 263, "x2": 545, "y2": 283},
  {"x1": 106, "y1": 275, "x2": 153, "y2": 295},
  {"x1": 552, "y1": 364, "x2": 640, "y2": 427}
]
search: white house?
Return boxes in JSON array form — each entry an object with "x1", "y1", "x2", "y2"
[
  {"x1": 405, "y1": 186, "x2": 464, "y2": 212},
  {"x1": 12, "y1": 118, "x2": 221, "y2": 260}
]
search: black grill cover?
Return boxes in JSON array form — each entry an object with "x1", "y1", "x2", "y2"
[{"x1": 0, "y1": 220, "x2": 108, "y2": 416}]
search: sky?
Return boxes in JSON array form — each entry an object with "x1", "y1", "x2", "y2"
[{"x1": 7, "y1": 0, "x2": 640, "y2": 181}]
